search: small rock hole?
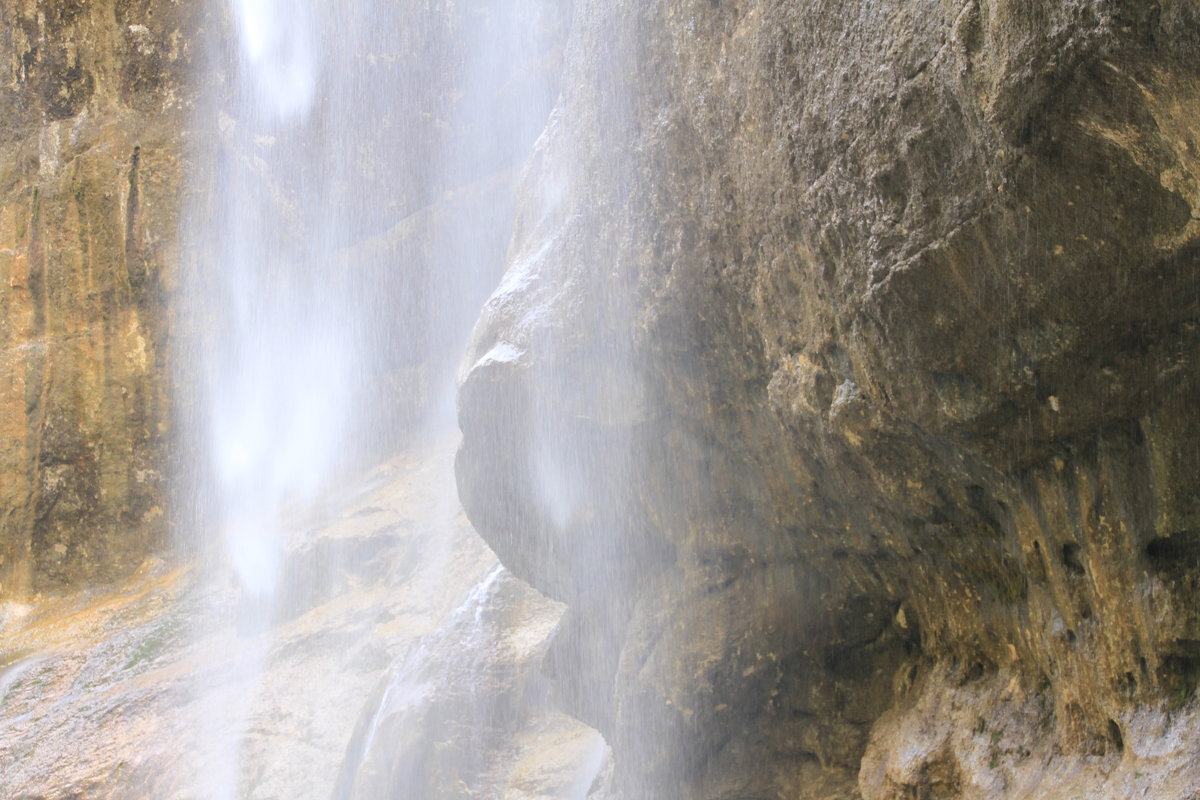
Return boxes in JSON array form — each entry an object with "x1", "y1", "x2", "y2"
[
  {"x1": 1107, "y1": 719, "x2": 1124, "y2": 752},
  {"x1": 1145, "y1": 530, "x2": 1200, "y2": 573},
  {"x1": 1061, "y1": 542, "x2": 1086, "y2": 575},
  {"x1": 1146, "y1": 537, "x2": 1173, "y2": 559}
]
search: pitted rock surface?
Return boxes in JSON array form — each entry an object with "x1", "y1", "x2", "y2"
[{"x1": 457, "y1": 2, "x2": 1200, "y2": 797}]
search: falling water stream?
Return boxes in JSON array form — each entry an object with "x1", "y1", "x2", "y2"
[{"x1": 178, "y1": 1, "x2": 574, "y2": 796}]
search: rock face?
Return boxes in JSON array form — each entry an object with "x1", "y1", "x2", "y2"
[
  {"x1": 6, "y1": 1, "x2": 1200, "y2": 797},
  {"x1": 0, "y1": 0, "x2": 198, "y2": 598},
  {"x1": 457, "y1": 1, "x2": 1200, "y2": 797},
  {"x1": 0, "y1": 442, "x2": 602, "y2": 800}
]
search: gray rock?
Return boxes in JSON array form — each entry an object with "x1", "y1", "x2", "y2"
[{"x1": 458, "y1": 1, "x2": 1200, "y2": 797}]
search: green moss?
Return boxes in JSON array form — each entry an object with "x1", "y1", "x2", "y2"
[
  {"x1": 2, "y1": 670, "x2": 46, "y2": 706},
  {"x1": 1168, "y1": 677, "x2": 1194, "y2": 711},
  {"x1": 122, "y1": 610, "x2": 184, "y2": 671}
]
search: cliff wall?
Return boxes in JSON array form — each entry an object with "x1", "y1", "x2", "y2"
[
  {"x1": 457, "y1": 2, "x2": 1200, "y2": 797},
  {"x1": 0, "y1": 0, "x2": 567, "y2": 601},
  {"x1": 0, "y1": 0, "x2": 197, "y2": 598},
  {"x1": 5, "y1": 1, "x2": 1200, "y2": 796}
]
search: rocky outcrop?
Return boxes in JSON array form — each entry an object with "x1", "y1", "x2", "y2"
[
  {"x1": 457, "y1": 1, "x2": 1200, "y2": 797},
  {"x1": 0, "y1": 1, "x2": 199, "y2": 598}
]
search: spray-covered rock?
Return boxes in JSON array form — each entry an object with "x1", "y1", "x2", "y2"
[{"x1": 458, "y1": 1, "x2": 1200, "y2": 797}]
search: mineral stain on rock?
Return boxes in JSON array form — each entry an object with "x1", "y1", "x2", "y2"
[{"x1": 0, "y1": 0, "x2": 195, "y2": 598}]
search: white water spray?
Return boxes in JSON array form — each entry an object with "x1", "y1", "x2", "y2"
[
  {"x1": 230, "y1": 0, "x2": 317, "y2": 121},
  {"x1": 178, "y1": 0, "x2": 571, "y2": 796},
  {"x1": 210, "y1": 0, "x2": 347, "y2": 603},
  {"x1": 180, "y1": 2, "x2": 357, "y2": 796}
]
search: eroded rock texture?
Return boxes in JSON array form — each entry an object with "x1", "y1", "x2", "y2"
[
  {"x1": 457, "y1": 1, "x2": 1200, "y2": 797},
  {"x1": 0, "y1": 1, "x2": 198, "y2": 598}
]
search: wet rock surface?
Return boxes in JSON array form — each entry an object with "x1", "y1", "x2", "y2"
[
  {"x1": 456, "y1": 1, "x2": 1200, "y2": 797},
  {"x1": 5, "y1": 1, "x2": 1200, "y2": 797},
  {"x1": 0, "y1": 441, "x2": 601, "y2": 799}
]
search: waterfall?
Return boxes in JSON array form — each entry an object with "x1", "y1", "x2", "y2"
[{"x1": 177, "y1": 1, "x2": 569, "y2": 796}]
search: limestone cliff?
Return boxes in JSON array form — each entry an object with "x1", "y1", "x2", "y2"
[
  {"x1": 0, "y1": 1, "x2": 198, "y2": 598},
  {"x1": 5, "y1": 1, "x2": 1200, "y2": 797},
  {"x1": 457, "y1": 1, "x2": 1200, "y2": 797}
]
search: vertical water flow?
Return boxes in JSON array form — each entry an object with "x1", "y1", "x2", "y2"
[
  {"x1": 182, "y1": 2, "x2": 333, "y2": 797},
  {"x1": 212, "y1": 0, "x2": 331, "y2": 608},
  {"x1": 178, "y1": 1, "x2": 568, "y2": 796}
]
